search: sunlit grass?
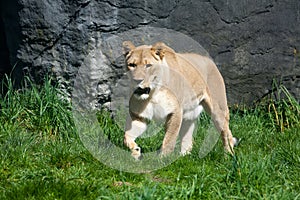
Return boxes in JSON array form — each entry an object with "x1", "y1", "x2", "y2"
[
  {"x1": 0, "y1": 75, "x2": 75, "y2": 139},
  {"x1": 0, "y1": 76, "x2": 299, "y2": 199}
]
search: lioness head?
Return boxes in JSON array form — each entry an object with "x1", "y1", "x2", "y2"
[
  {"x1": 123, "y1": 41, "x2": 174, "y2": 82},
  {"x1": 132, "y1": 63, "x2": 167, "y2": 100}
]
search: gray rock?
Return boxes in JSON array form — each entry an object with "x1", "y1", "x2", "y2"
[{"x1": 1, "y1": 0, "x2": 299, "y2": 106}]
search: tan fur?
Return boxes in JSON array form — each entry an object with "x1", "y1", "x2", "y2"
[{"x1": 123, "y1": 41, "x2": 237, "y2": 159}]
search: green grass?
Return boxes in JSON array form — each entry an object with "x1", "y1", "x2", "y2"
[{"x1": 0, "y1": 76, "x2": 299, "y2": 199}]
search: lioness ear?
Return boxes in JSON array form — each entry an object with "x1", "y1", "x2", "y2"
[
  {"x1": 122, "y1": 41, "x2": 135, "y2": 57},
  {"x1": 151, "y1": 42, "x2": 166, "y2": 60}
]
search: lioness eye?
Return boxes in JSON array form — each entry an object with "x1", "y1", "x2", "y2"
[
  {"x1": 128, "y1": 63, "x2": 137, "y2": 68},
  {"x1": 146, "y1": 64, "x2": 152, "y2": 68}
]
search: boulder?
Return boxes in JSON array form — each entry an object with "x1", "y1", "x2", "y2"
[{"x1": 1, "y1": 0, "x2": 299, "y2": 106}]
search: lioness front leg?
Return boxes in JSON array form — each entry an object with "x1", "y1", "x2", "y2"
[
  {"x1": 179, "y1": 120, "x2": 196, "y2": 155},
  {"x1": 160, "y1": 110, "x2": 182, "y2": 156},
  {"x1": 124, "y1": 115, "x2": 147, "y2": 160}
]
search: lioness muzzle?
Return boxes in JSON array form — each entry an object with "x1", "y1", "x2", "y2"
[{"x1": 134, "y1": 87, "x2": 151, "y2": 95}]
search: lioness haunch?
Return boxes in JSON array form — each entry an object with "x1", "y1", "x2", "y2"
[{"x1": 123, "y1": 41, "x2": 238, "y2": 160}]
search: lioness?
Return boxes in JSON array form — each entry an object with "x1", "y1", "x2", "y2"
[{"x1": 123, "y1": 41, "x2": 238, "y2": 160}]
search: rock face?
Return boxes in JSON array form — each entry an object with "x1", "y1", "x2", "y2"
[{"x1": 1, "y1": 0, "x2": 300, "y2": 106}]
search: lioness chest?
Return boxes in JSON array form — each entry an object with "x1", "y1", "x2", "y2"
[{"x1": 130, "y1": 87, "x2": 203, "y2": 121}]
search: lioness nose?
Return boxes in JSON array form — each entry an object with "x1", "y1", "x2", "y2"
[
  {"x1": 133, "y1": 79, "x2": 143, "y2": 85},
  {"x1": 134, "y1": 87, "x2": 151, "y2": 95}
]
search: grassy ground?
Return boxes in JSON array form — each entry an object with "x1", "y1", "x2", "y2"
[{"x1": 0, "y1": 77, "x2": 299, "y2": 199}]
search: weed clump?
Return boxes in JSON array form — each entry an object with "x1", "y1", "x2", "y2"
[
  {"x1": 0, "y1": 75, "x2": 75, "y2": 140},
  {"x1": 259, "y1": 84, "x2": 300, "y2": 132}
]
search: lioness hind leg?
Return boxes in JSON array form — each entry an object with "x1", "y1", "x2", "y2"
[
  {"x1": 202, "y1": 97, "x2": 236, "y2": 155},
  {"x1": 124, "y1": 115, "x2": 147, "y2": 160},
  {"x1": 212, "y1": 110, "x2": 236, "y2": 154},
  {"x1": 179, "y1": 120, "x2": 195, "y2": 155},
  {"x1": 161, "y1": 111, "x2": 182, "y2": 156}
]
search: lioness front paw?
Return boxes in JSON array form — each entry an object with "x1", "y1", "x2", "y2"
[
  {"x1": 159, "y1": 148, "x2": 174, "y2": 158},
  {"x1": 131, "y1": 147, "x2": 142, "y2": 160},
  {"x1": 180, "y1": 149, "x2": 192, "y2": 156}
]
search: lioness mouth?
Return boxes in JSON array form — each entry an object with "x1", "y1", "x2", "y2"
[{"x1": 134, "y1": 87, "x2": 151, "y2": 95}]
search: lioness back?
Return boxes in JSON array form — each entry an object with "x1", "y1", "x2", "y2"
[{"x1": 179, "y1": 53, "x2": 229, "y2": 113}]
